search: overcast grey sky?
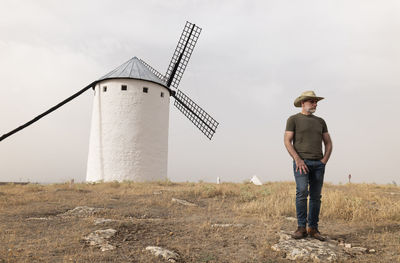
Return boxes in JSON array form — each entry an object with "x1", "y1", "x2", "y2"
[{"x1": 1, "y1": 0, "x2": 399, "y2": 184}]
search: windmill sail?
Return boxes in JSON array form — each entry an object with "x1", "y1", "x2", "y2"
[
  {"x1": 139, "y1": 58, "x2": 166, "y2": 84},
  {"x1": 173, "y1": 89, "x2": 219, "y2": 140},
  {"x1": 165, "y1": 22, "x2": 202, "y2": 89},
  {"x1": 164, "y1": 21, "x2": 219, "y2": 140}
]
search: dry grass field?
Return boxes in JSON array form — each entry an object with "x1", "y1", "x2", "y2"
[{"x1": 0, "y1": 181, "x2": 399, "y2": 262}]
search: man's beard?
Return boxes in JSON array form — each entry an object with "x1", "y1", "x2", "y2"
[{"x1": 306, "y1": 107, "x2": 316, "y2": 114}]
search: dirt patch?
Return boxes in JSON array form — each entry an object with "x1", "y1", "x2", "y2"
[{"x1": 0, "y1": 182, "x2": 399, "y2": 262}]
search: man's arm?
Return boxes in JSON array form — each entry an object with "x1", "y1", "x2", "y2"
[
  {"x1": 320, "y1": 132, "x2": 332, "y2": 164},
  {"x1": 284, "y1": 131, "x2": 309, "y2": 174}
]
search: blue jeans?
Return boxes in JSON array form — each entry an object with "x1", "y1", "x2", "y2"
[{"x1": 293, "y1": 159, "x2": 325, "y2": 228}]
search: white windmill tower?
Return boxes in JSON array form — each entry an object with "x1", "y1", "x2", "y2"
[
  {"x1": 0, "y1": 22, "x2": 218, "y2": 183},
  {"x1": 86, "y1": 22, "x2": 219, "y2": 182}
]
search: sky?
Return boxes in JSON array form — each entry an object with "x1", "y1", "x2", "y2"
[{"x1": 0, "y1": 0, "x2": 399, "y2": 184}]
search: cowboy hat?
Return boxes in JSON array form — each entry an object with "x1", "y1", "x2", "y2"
[{"x1": 294, "y1": 91, "x2": 324, "y2": 107}]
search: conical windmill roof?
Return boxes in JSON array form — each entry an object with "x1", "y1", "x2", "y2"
[{"x1": 96, "y1": 57, "x2": 167, "y2": 87}]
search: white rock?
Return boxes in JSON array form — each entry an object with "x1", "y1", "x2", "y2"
[
  {"x1": 271, "y1": 244, "x2": 280, "y2": 251},
  {"x1": 171, "y1": 198, "x2": 197, "y2": 206},
  {"x1": 60, "y1": 206, "x2": 102, "y2": 217},
  {"x1": 95, "y1": 229, "x2": 117, "y2": 239},
  {"x1": 271, "y1": 231, "x2": 344, "y2": 261},
  {"x1": 94, "y1": 218, "x2": 114, "y2": 225},
  {"x1": 100, "y1": 243, "x2": 115, "y2": 252},
  {"x1": 211, "y1": 223, "x2": 245, "y2": 228},
  {"x1": 250, "y1": 175, "x2": 262, "y2": 185},
  {"x1": 352, "y1": 247, "x2": 368, "y2": 253},
  {"x1": 26, "y1": 217, "x2": 50, "y2": 221},
  {"x1": 84, "y1": 229, "x2": 117, "y2": 251},
  {"x1": 145, "y1": 246, "x2": 179, "y2": 262},
  {"x1": 285, "y1": 217, "x2": 297, "y2": 222},
  {"x1": 273, "y1": 231, "x2": 370, "y2": 261}
]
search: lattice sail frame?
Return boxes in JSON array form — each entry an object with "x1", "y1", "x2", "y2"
[
  {"x1": 173, "y1": 90, "x2": 219, "y2": 140},
  {"x1": 165, "y1": 22, "x2": 202, "y2": 89},
  {"x1": 138, "y1": 58, "x2": 166, "y2": 84}
]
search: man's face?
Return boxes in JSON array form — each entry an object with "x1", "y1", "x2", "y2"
[{"x1": 302, "y1": 99, "x2": 318, "y2": 114}]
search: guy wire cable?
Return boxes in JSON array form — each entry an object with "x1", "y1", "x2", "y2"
[{"x1": 0, "y1": 81, "x2": 96, "y2": 142}]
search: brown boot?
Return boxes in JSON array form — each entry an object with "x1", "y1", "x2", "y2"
[
  {"x1": 307, "y1": 227, "x2": 326, "y2": 241},
  {"x1": 292, "y1": 226, "x2": 307, "y2": 239}
]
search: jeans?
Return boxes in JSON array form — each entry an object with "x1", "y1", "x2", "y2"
[{"x1": 293, "y1": 159, "x2": 325, "y2": 228}]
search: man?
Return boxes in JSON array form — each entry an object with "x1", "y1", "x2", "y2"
[{"x1": 284, "y1": 91, "x2": 333, "y2": 241}]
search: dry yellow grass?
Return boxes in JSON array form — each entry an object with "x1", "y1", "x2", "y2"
[
  {"x1": 233, "y1": 182, "x2": 400, "y2": 223},
  {"x1": 0, "y1": 181, "x2": 399, "y2": 262}
]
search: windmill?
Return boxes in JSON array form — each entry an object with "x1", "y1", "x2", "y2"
[
  {"x1": 0, "y1": 21, "x2": 219, "y2": 182},
  {"x1": 86, "y1": 21, "x2": 218, "y2": 182}
]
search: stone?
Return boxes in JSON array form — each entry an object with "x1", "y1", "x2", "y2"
[
  {"x1": 60, "y1": 206, "x2": 102, "y2": 217},
  {"x1": 250, "y1": 175, "x2": 262, "y2": 185},
  {"x1": 271, "y1": 231, "x2": 370, "y2": 261},
  {"x1": 351, "y1": 247, "x2": 368, "y2": 254},
  {"x1": 171, "y1": 198, "x2": 197, "y2": 206},
  {"x1": 83, "y1": 229, "x2": 117, "y2": 251},
  {"x1": 145, "y1": 246, "x2": 179, "y2": 262},
  {"x1": 128, "y1": 216, "x2": 163, "y2": 222},
  {"x1": 26, "y1": 217, "x2": 50, "y2": 221},
  {"x1": 285, "y1": 217, "x2": 297, "y2": 222},
  {"x1": 211, "y1": 223, "x2": 245, "y2": 228},
  {"x1": 94, "y1": 218, "x2": 114, "y2": 225}
]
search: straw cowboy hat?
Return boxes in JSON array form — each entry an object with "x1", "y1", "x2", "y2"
[{"x1": 294, "y1": 91, "x2": 324, "y2": 107}]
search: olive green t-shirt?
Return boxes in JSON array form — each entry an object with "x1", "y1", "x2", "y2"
[{"x1": 285, "y1": 113, "x2": 328, "y2": 160}]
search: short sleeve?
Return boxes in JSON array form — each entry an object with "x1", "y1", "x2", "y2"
[
  {"x1": 286, "y1": 116, "x2": 295, "y2": 131},
  {"x1": 321, "y1": 119, "x2": 328, "y2": 133}
]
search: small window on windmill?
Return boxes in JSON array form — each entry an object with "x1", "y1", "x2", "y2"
[
  {"x1": 161, "y1": 92, "x2": 164, "y2": 98},
  {"x1": 103, "y1": 86, "x2": 107, "y2": 92},
  {"x1": 121, "y1": 85, "x2": 127, "y2": 91},
  {"x1": 143, "y1": 87, "x2": 148, "y2": 93}
]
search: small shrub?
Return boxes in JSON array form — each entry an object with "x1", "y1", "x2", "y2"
[{"x1": 110, "y1": 181, "x2": 121, "y2": 188}]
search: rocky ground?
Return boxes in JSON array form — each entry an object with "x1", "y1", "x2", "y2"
[{"x1": 0, "y1": 182, "x2": 399, "y2": 262}]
